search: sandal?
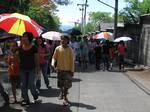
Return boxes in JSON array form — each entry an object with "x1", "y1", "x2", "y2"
[
  {"x1": 21, "y1": 100, "x2": 30, "y2": 106},
  {"x1": 11, "y1": 100, "x2": 18, "y2": 104},
  {"x1": 63, "y1": 100, "x2": 70, "y2": 106},
  {"x1": 58, "y1": 92, "x2": 63, "y2": 100}
]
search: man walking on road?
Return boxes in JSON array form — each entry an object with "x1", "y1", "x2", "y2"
[{"x1": 51, "y1": 34, "x2": 74, "y2": 106}]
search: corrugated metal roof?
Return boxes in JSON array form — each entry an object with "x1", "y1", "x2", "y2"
[{"x1": 100, "y1": 22, "x2": 124, "y2": 31}]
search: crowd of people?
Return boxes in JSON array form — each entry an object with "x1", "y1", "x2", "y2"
[
  {"x1": 69, "y1": 35, "x2": 127, "y2": 71},
  {"x1": 0, "y1": 31, "x2": 127, "y2": 107},
  {"x1": 0, "y1": 32, "x2": 74, "y2": 106}
]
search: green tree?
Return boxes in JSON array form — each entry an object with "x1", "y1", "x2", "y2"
[
  {"x1": 26, "y1": 1, "x2": 60, "y2": 31},
  {"x1": 119, "y1": 0, "x2": 150, "y2": 24},
  {"x1": 83, "y1": 11, "x2": 113, "y2": 33},
  {"x1": 0, "y1": 0, "x2": 60, "y2": 31},
  {"x1": 0, "y1": 0, "x2": 30, "y2": 13},
  {"x1": 84, "y1": 23, "x2": 95, "y2": 34},
  {"x1": 89, "y1": 12, "x2": 113, "y2": 24}
]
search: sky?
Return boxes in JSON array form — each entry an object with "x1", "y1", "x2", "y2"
[{"x1": 56, "y1": 0, "x2": 127, "y2": 30}]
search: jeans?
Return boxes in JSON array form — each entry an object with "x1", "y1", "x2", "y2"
[
  {"x1": 40, "y1": 63, "x2": 49, "y2": 86},
  {"x1": 20, "y1": 69, "x2": 38, "y2": 101},
  {"x1": 47, "y1": 62, "x2": 51, "y2": 75},
  {"x1": 102, "y1": 54, "x2": 110, "y2": 70},
  {"x1": 0, "y1": 82, "x2": 9, "y2": 103},
  {"x1": 95, "y1": 57, "x2": 101, "y2": 70},
  {"x1": 118, "y1": 55, "x2": 124, "y2": 70}
]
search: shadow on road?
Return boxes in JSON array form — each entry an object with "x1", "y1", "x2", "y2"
[
  {"x1": 75, "y1": 65, "x2": 97, "y2": 73},
  {"x1": 70, "y1": 102, "x2": 96, "y2": 110},
  {"x1": 25, "y1": 103, "x2": 72, "y2": 112},
  {"x1": 109, "y1": 69, "x2": 127, "y2": 73},
  {"x1": 72, "y1": 78, "x2": 82, "y2": 82},
  {"x1": 39, "y1": 88, "x2": 60, "y2": 97},
  {"x1": 0, "y1": 106, "x2": 22, "y2": 112},
  {"x1": 24, "y1": 101, "x2": 96, "y2": 112}
]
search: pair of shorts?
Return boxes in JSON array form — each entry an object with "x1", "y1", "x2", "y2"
[{"x1": 57, "y1": 70, "x2": 72, "y2": 89}]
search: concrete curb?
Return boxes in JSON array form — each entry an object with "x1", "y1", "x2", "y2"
[
  {"x1": 124, "y1": 72, "x2": 150, "y2": 96},
  {"x1": 125, "y1": 68, "x2": 144, "y2": 71}
]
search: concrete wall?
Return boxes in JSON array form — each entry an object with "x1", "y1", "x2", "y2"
[
  {"x1": 123, "y1": 24, "x2": 141, "y2": 63},
  {"x1": 139, "y1": 24, "x2": 150, "y2": 66}
]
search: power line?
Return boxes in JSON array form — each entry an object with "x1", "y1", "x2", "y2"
[
  {"x1": 97, "y1": 0, "x2": 115, "y2": 9},
  {"x1": 97, "y1": 0, "x2": 118, "y2": 38}
]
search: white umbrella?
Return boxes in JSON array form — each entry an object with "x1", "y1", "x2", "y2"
[
  {"x1": 114, "y1": 36, "x2": 132, "y2": 42},
  {"x1": 42, "y1": 31, "x2": 61, "y2": 40}
]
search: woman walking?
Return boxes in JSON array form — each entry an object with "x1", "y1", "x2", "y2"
[
  {"x1": 35, "y1": 38, "x2": 50, "y2": 90},
  {"x1": 18, "y1": 32, "x2": 40, "y2": 105}
]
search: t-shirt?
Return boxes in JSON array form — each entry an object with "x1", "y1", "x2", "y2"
[
  {"x1": 118, "y1": 44, "x2": 127, "y2": 55},
  {"x1": 38, "y1": 46, "x2": 47, "y2": 64},
  {"x1": 52, "y1": 45, "x2": 74, "y2": 72},
  {"x1": 19, "y1": 46, "x2": 37, "y2": 69}
]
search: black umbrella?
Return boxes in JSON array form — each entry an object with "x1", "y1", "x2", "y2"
[
  {"x1": 65, "y1": 28, "x2": 82, "y2": 36},
  {"x1": 0, "y1": 37, "x2": 18, "y2": 43},
  {"x1": 0, "y1": 28, "x2": 18, "y2": 43},
  {"x1": 0, "y1": 33, "x2": 18, "y2": 43}
]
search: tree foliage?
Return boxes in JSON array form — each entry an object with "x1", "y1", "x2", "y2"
[
  {"x1": 84, "y1": 23, "x2": 95, "y2": 34},
  {"x1": 0, "y1": 0, "x2": 30, "y2": 13},
  {"x1": 27, "y1": 1, "x2": 60, "y2": 30},
  {"x1": 89, "y1": 12, "x2": 113, "y2": 23},
  {"x1": 83, "y1": 11, "x2": 113, "y2": 33},
  {"x1": 0, "y1": 0, "x2": 60, "y2": 31},
  {"x1": 30, "y1": 0, "x2": 49, "y2": 5},
  {"x1": 26, "y1": 4, "x2": 59, "y2": 31},
  {"x1": 119, "y1": 0, "x2": 150, "y2": 24}
]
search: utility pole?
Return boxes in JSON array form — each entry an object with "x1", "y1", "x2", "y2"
[
  {"x1": 77, "y1": 2, "x2": 88, "y2": 35},
  {"x1": 83, "y1": 0, "x2": 88, "y2": 34},
  {"x1": 97, "y1": 0, "x2": 118, "y2": 38},
  {"x1": 114, "y1": 0, "x2": 118, "y2": 38},
  {"x1": 77, "y1": 4, "x2": 84, "y2": 34}
]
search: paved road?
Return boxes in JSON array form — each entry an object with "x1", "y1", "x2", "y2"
[{"x1": 1, "y1": 65, "x2": 150, "y2": 112}]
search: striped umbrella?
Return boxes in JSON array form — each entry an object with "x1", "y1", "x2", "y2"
[
  {"x1": 0, "y1": 13, "x2": 43, "y2": 38},
  {"x1": 94, "y1": 32, "x2": 113, "y2": 40}
]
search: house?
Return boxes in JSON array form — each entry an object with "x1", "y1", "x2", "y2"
[{"x1": 99, "y1": 22, "x2": 124, "y2": 33}]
